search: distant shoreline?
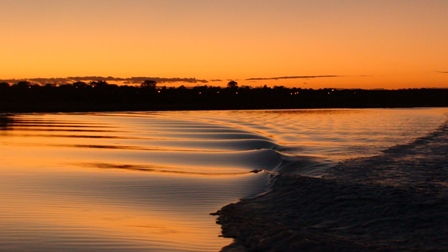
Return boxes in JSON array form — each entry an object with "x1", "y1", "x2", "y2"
[{"x1": 1, "y1": 85, "x2": 447, "y2": 113}]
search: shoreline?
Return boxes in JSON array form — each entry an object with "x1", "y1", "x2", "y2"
[
  {"x1": 1, "y1": 103, "x2": 447, "y2": 114},
  {"x1": 213, "y1": 121, "x2": 448, "y2": 251},
  {"x1": 1, "y1": 88, "x2": 447, "y2": 113}
]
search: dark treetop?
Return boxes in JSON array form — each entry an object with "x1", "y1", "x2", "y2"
[{"x1": 0, "y1": 81, "x2": 447, "y2": 112}]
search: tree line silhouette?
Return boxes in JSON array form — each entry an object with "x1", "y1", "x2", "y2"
[{"x1": 0, "y1": 80, "x2": 447, "y2": 112}]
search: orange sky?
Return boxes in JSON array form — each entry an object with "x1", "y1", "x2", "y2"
[{"x1": 1, "y1": 0, "x2": 447, "y2": 89}]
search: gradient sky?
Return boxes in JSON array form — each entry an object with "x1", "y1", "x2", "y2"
[{"x1": 1, "y1": 0, "x2": 447, "y2": 88}]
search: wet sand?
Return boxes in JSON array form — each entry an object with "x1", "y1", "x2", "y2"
[{"x1": 214, "y1": 121, "x2": 448, "y2": 251}]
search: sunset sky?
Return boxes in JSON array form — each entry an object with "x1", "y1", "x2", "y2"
[{"x1": 1, "y1": 0, "x2": 447, "y2": 89}]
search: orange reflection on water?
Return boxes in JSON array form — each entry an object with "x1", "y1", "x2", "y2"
[
  {"x1": 0, "y1": 158, "x2": 240, "y2": 251},
  {"x1": 0, "y1": 113, "x2": 266, "y2": 251},
  {"x1": 0, "y1": 190, "x2": 225, "y2": 251},
  {"x1": 2, "y1": 109, "x2": 446, "y2": 251}
]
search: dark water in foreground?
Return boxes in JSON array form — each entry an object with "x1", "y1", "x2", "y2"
[
  {"x1": 217, "y1": 117, "x2": 448, "y2": 251},
  {"x1": 0, "y1": 108, "x2": 447, "y2": 251}
]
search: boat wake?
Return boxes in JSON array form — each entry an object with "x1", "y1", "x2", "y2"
[
  {"x1": 2, "y1": 109, "x2": 447, "y2": 251},
  {"x1": 214, "y1": 119, "x2": 448, "y2": 251}
]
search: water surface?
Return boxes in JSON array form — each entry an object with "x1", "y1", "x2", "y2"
[{"x1": 0, "y1": 108, "x2": 446, "y2": 251}]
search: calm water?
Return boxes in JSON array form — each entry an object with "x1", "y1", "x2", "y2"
[{"x1": 0, "y1": 108, "x2": 447, "y2": 251}]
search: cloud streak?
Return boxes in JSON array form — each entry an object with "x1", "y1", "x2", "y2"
[
  {"x1": 245, "y1": 75, "x2": 342, "y2": 81},
  {"x1": 0, "y1": 76, "x2": 209, "y2": 85}
]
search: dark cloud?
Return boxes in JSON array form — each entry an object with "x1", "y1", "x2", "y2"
[
  {"x1": 245, "y1": 75, "x2": 342, "y2": 81},
  {"x1": 122, "y1": 77, "x2": 208, "y2": 84},
  {"x1": 209, "y1": 79, "x2": 223, "y2": 82},
  {"x1": 438, "y1": 71, "x2": 448, "y2": 74},
  {"x1": 0, "y1": 76, "x2": 209, "y2": 85}
]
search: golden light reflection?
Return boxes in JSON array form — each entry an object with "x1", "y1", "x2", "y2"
[
  {"x1": 2, "y1": 110, "x2": 447, "y2": 251},
  {"x1": 0, "y1": 189, "x2": 227, "y2": 250}
]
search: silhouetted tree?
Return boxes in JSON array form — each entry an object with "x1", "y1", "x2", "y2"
[
  {"x1": 227, "y1": 80, "x2": 238, "y2": 89},
  {"x1": 0, "y1": 82, "x2": 9, "y2": 88},
  {"x1": 73, "y1": 81, "x2": 88, "y2": 88},
  {"x1": 0, "y1": 80, "x2": 447, "y2": 112},
  {"x1": 90, "y1": 80, "x2": 109, "y2": 88},
  {"x1": 141, "y1": 80, "x2": 157, "y2": 89},
  {"x1": 15, "y1": 81, "x2": 31, "y2": 88}
]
